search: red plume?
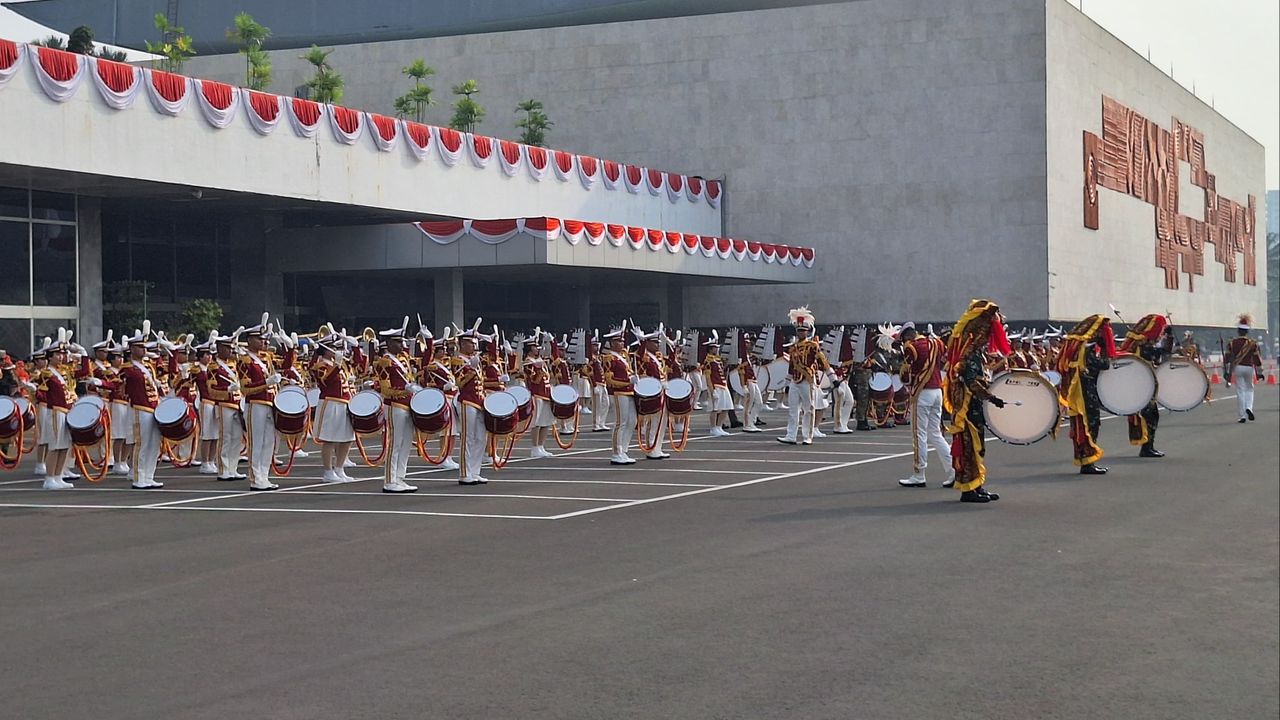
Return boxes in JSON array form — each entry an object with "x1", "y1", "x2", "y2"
[
  {"x1": 1100, "y1": 321, "x2": 1117, "y2": 359},
  {"x1": 987, "y1": 317, "x2": 1012, "y2": 356}
]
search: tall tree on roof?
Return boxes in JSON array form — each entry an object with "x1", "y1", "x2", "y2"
[
  {"x1": 392, "y1": 59, "x2": 436, "y2": 123},
  {"x1": 448, "y1": 79, "x2": 485, "y2": 134},
  {"x1": 226, "y1": 12, "x2": 272, "y2": 90},
  {"x1": 66, "y1": 25, "x2": 95, "y2": 54},
  {"x1": 515, "y1": 99, "x2": 553, "y2": 147},
  {"x1": 302, "y1": 45, "x2": 344, "y2": 104},
  {"x1": 144, "y1": 13, "x2": 196, "y2": 73}
]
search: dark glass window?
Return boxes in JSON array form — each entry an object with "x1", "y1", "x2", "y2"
[
  {"x1": 175, "y1": 218, "x2": 217, "y2": 300},
  {"x1": 0, "y1": 187, "x2": 27, "y2": 219},
  {"x1": 0, "y1": 317, "x2": 30, "y2": 358},
  {"x1": 0, "y1": 220, "x2": 29, "y2": 305},
  {"x1": 30, "y1": 191, "x2": 75, "y2": 223},
  {"x1": 31, "y1": 223, "x2": 77, "y2": 306},
  {"x1": 32, "y1": 319, "x2": 75, "y2": 352}
]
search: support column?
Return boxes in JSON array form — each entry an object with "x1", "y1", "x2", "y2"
[
  {"x1": 76, "y1": 197, "x2": 103, "y2": 342},
  {"x1": 576, "y1": 286, "x2": 591, "y2": 329},
  {"x1": 433, "y1": 269, "x2": 464, "y2": 331},
  {"x1": 666, "y1": 282, "x2": 688, "y2": 328}
]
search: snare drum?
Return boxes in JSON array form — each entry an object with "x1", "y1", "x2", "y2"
[
  {"x1": 984, "y1": 370, "x2": 1061, "y2": 445},
  {"x1": 0, "y1": 397, "x2": 21, "y2": 441},
  {"x1": 890, "y1": 374, "x2": 904, "y2": 393},
  {"x1": 665, "y1": 377, "x2": 695, "y2": 416},
  {"x1": 483, "y1": 391, "x2": 519, "y2": 436},
  {"x1": 346, "y1": 389, "x2": 386, "y2": 435},
  {"x1": 550, "y1": 384, "x2": 580, "y2": 420},
  {"x1": 273, "y1": 388, "x2": 311, "y2": 438},
  {"x1": 65, "y1": 398, "x2": 107, "y2": 447},
  {"x1": 154, "y1": 396, "x2": 197, "y2": 442},
  {"x1": 1155, "y1": 360, "x2": 1209, "y2": 412},
  {"x1": 1096, "y1": 353, "x2": 1156, "y2": 416},
  {"x1": 506, "y1": 385, "x2": 532, "y2": 422},
  {"x1": 869, "y1": 372, "x2": 892, "y2": 393},
  {"x1": 634, "y1": 377, "x2": 665, "y2": 416},
  {"x1": 410, "y1": 388, "x2": 451, "y2": 434},
  {"x1": 14, "y1": 397, "x2": 35, "y2": 431}
]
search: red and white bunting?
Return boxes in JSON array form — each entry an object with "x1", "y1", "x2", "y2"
[
  {"x1": 415, "y1": 219, "x2": 468, "y2": 244},
  {"x1": 646, "y1": 168, "x2": 665, "y2": 197},
  {"x1": 32, "y1": 46, "x2": 84, "y2": 102},
  {"x1": 403, "y1": 121, "x2": 431, "y2": 161},
  {"x1": 432, "y1": 126, "x2": 463, "y2": 167},
  {"x1": 368, "y1": 113, "x2": 399, "y2": 152},
  {"x1": 665, "y1": 173, "x2": 685, "y2": 204},
  {"x1": 243, "y1": 89, "x2": 283, "y2": 135},
  {"x1": 577, "y1": 155, "x2": 599, "y2": 191},
  {"x1": 706, "y1": 180, "x2": 722, "y2": 209},
  {"x1": 0, "y1": 40, "x2": 26, "y2": 86},
  {"x1": 89, "y1": 57, "x2": 141, "y2": 110},
  {"x1": 602, "y1": 161, "x2": 622, "y2": 191},
  {"x1": 498, "y1": 140, "x2": 522, "y2": 177},
  {"x1": 469, "y1": 218, "x2": 522, "y2": 244},
  {"x1": 552, "y1": 150, "x2": 575, "y2": 182},
  {"x1": 523, "y1": 217, "x2": 561, "y2": 241},
  {"x1": 685, "y1": 176, "x2": 704, "y2": 203},
  {"x1": 623, "y1": 165, "x2": 644, "y2": 195},
  {"x1": 466, "y1": 134, "x2": 494, "y2": 168},
  {"x1": 524, "y1": 145, "x2": 550, "y2": 182},
  {"x1": 605, "y1": 224, "x2": 627, "y2": 248},
  {"x1": 194, "y1": 79, "x2": 240, "y2": 128},
  {"x1": 328, "y1": 105, "x2": 363, "y2": 145},
  {"x1": 143, "y1": 68, "x2": 189, "y2": 115},
  {"x1": 287, "y1": 97, "x2": 324, "y2": 138}
]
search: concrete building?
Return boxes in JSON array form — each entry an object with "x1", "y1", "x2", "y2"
[{"x1": 1, "y1": 0, "x2": 1268, "y2": 355}]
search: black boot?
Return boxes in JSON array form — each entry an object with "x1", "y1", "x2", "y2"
[
  {"x1": 1080, "y1": 463, "x2": 1108, "y2": 475},
  {"x1": 754, "y1": 418, "x2": 766, "y2": 427},
  {"x1": 1139, "y1": 443, "x2": 1165, "y2": 458},
  {"x1": 960, "y1": 490, "x2": 990, "y2": 503}
]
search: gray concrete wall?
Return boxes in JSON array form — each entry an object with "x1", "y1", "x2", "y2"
[
  {"x1": 185, "y1": 0, "x2": 1051, "y2": 326},
  {"x1": 1045, "y1": 0, "x2": 1268, "y2": 328}
]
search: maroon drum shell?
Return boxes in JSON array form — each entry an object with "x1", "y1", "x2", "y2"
[
  {"x1": 346, "y1": 390, "x2": 386, "y2": 435},
  {"x1": 15, "y1": 397, "x2": 35, "y2": 430},
  {"x1": 0, "y1": 398, "x2": 20, "y2": 440},
  {"x1": 507, "y1": 385, "x2": 532, "y2": 422},
  {"x1": 634, "y1": 377, "x2": 665, "y2": 417},
  {"x1": 155, "y1": 398, "x2": 197, "y2": 442}
]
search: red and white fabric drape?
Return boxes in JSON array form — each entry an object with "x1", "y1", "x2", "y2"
[
  {"x1": 89, "y1": 57, "x2": 141, "y2": 109},
  {"x1": 433, "y1": 126, "x2": 463, "y2": 167},
  {"x1": 467, "y1": 134, "x2": 494, "y2": 168},
  {"x1": 411, "y1": 216, "x2": 816, "y2": 269},
  {"x1": 368, "y1": 113, "x2": 399, "y2": 152},
  {"x1": 143, "y1": 68, "x2": 189, "y2": 116},
  {"x1": 0, "y1": 39, "x2": 26, "y2": 86},
  {"x1": 32, "y1": 46, "x2": 84, "y2": 102},
  {"x1": 328, "y1": 105, "x2": 363, "y2": 145},
  {"x1": 194, "y1": 79, "x2": 240, "y2": 128},
  {"x1": 243, "y1": 89, "x2": 282, "y2": 135},
  {"x1": 287, "y1": 97, "x2": 324, "y2": 138}
]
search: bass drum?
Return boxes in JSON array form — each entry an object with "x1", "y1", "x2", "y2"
[
  {"x1": 1155, "y1": 360, "x2": 1209, "y2": 412},
  {"x1": 728, "y1": 367, "x2": 748, "y2": 397},
  {"x1": 1042, "y1": 370, "x2": 1062, "y2": 387},
  {"x1": 765, "y1": 358, "x2": 790, "y2": 391},
  {"x1": 868, "y1": 372, "x2": 892, "y2": 393},
  {"x1": 1096, "y1": 353, "x2": 1156, "y2": 416},
  {"x1": 0, "y1": 397, "x2": 21, "y2": 441},
  {"x1": 984, "y1": 370, "x2": 1061, "y2": 445}
]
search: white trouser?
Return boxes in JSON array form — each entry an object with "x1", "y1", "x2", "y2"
[
  {"x1": 245, "y1": 403, "x2": 275, "y2": 486},
  {"x1": 1233, "y1": 365, "x2": 1256, "y2": 418},
  {"x1": 833, "y1": 381, "x2": 854, "y2": 431},
  {"x1": 612, "y1": 394, "x2": 637, "y2": 458},
  {"x1": 385, "y1": 405, "x2": 414, "y2": 485},
  {"x1": 745, "y1": 381, "x2": 764, "y2": 427},
  {"x1": 592, "y1": 385, "x2": 610, "y2": 426},
  {"x1": 641, "y1": 409, "x2": 665, "y2": 456},
  {"x1": 218, "y1": 406, "x2": 244, "y2": 477},
  {"x1": 784, "y1": 382, "x2": 815, "y2": 442},
  {"x1": 460, "y1": 403, "x2": 488, "y2": 481},
  {"x1": 910, "y1": 388, "x2": 952, "y2": 481},
  {"x1": 132, "y1": 409, "x2": 161, "y2": 485}
]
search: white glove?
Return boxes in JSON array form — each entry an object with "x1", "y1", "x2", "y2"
[
  {"x1": 362, "y1": 380, "x2": 376, "y2": 389},
  {"x1": 444, "y1": 382, "x2": 457, "y2": 392},
  {"x1": 228, "y1": 382, "x2": 241, "y2": 393},
  {"x1": 407, "y1": 383, "x2": 423, "y2": 393},
  {"x1": 499, "y1": 374, "x2": 510, "y2": 383},
  {"x1": 266, "y1": 373, "x2": 282, "y2": 386},
  {"x1": 87, "y1": 377, "x2": 103, "y2": 387},
  {"x1": 22, "y1": 381, "x2": 38, "y2": 392}
]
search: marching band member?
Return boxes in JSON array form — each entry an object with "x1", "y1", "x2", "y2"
[
  {"x1": 37, "y1": 335, "x2": 80, "y2": 489},
  {"x1": 522, "y1": 334, "x2": 556, "y2": 459},
  {"x1": 455, "y1": 328, "x2": 489, "y2": 485},
  {"x1": 602, "y1": 324, "x2": 637, "y2": 465},
  {"x1": 312, "y1": 337, "x2": 357, "y2": 483},
  {"x1": 889, "y1": 334, "x2": 910, "y2": 427},
  {"x1": 417, "y1": 327, "x2": 461, "y2": 472},
  {"x1": 374, "y1": 318, "x2": 419, "y2": 494},
  {"x1": 897, "y1": 322, "x2": 954, "y2": 488},
  {"x1": 777, "y1": 307, "x2": 831, "y2": 445},
  {"x1": 208, "y1": 334, "x2": 246, "y2": 481},
  {"x1": 852, "y1": 337, "x2": 874, "y2": 432},
  {"x1": 586, "y1": 334, "x2": 610, "y2": 432},
  {"x1": 867, "y1": 328, "x2": 897, "y2": 428},
  {"x1": 831, "y1": 339, "x2": 855, "y2": 434},
  {"x1": 701, "y1": 333, "x2": 733, "y2": 437},
  {"x1": 739, "y1": 343, "x2": 765, "y2": 434},
  {"x1": 30, "y1": 342, "x2": 50, "y2": 477},
  {"x1": 105, "y1": 338, "x2": 135, "y2": 477},
  {"x1": 118, "y1": 328, "x2": 164, "y2": 489},
  {"x1": 1180, "y1": 330, "x2": 1201, "y2": 364},
  {"x1": 943, "y1": 299, "x2": 1007, "y2": 503},
  {"x1": 1120, "y1": 314, "x2": 1171, "y2": 457},
  {"x1": 192, "y1": 338, "x2": 222, "y2": 475},
  {"x1": 236, "y1": 319, "x2": 282, "y2": 491},
  {"x1": 1224, "y1": 313, "x2": 1262, "y2": 424},
  {"x1": 637, "y1": 327, "x2": 672, "y2": 458},
  {"x1": 549, "y1": 336, "x2": 577, "y2": 438},
  {"x1": 1055, "y1": 314, "x2": 1116, "y2": 475}
]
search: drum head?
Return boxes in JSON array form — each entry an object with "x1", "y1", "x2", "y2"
[
  {"x1": 1155, "y1": 360, "x2": 1209, "y2": 412},
  {"x1": 1097, "y1": 354, "x2": 1156, "y2": 416},
  {"x1": 410, "y1": 388, "x2": 446, "y2": 415},
  {"x1": 154, "y1": 397, "x2": 188, "y2": 424},
  {"x1": 635, "y1": 377, "x2": 663, "y2": 398},
  {"x1": 1042, "y1": 370, "x2": 1062, "y2": 387},
  {"x1": 766, "y1": 359, "x2": 790, "y2": 391},
  {"x1": 506, "y1": 385, "x2": 531, "y2": 406},
  {"x1": 666, "y1": 377, "x2": 694, "y2": 400},
  {"x1": 15, "y1": 397, "x2": 31, "y2": 413},
  {"x1": 891, "y1": 374, "x2": 904, "y2": 392},
  {"x1": 984, "y1": 371, "x2": 1060, "y2": 445},
  {"x1": 66, "y1": 401, "x2": 102, "y2": 430},
  {"x1": 869, "y1": 372, "x2": 892, "y2": 392},
  {"x1": 80, "y1": 394, "x2": 105, "y2": 410},
  {"x1": 484, "y1": 391, "x2": 519, "y2": 417},
  {"x1": 348, "y1": 390, "x2": 382, "y2": 417},
  {"x1": 306, "y1": 388, "x2": 321, "y2": 408},
  {"x1": 278, "y1": 384, "x2": 306, "y2": 398},
  {"x1": 550, "y1": 384, "x2": 579, "y2": 405},
  {"x1": 0, "y1": 397, "x2": 16, "y2": 419}
]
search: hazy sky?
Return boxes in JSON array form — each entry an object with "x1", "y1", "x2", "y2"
[{"x1": 0, "y1": 0, "x2": 1276, "y2": 185}]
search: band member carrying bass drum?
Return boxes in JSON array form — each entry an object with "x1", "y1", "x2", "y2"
[
  {"x1": 1119, "y1": 314, "x2": 1172, "y2": 458},
  {"x1": 416, "y1": 323, "x2": 461, "y2": 471},
  {"x1": 1055, "y1": 314, "x2": 1117, "y2": 476},
  {"x1": 943, "y1": 299, "x2": 1010, "y2": 503}
]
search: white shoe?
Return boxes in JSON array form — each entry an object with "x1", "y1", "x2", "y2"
[
  {"x1": 694, "y1": 403, "x2": 704, "y2": 410},
  {"x1": 813, "y1": 429, "x2": 827, "y2": 438},
  {"x1": 114, "y1": 463, "x2": 130, "y2": 476},
  {"x1": 735, "y1": 403, "x2": 745, "y2": 411},
  {"x1": 198, "y1": 462, "x2": 219, "y2": 475},
  {"x1": 764, "y1": 404, "x2": 776, "y2": 411},
  {"x1": 529, "y1": 447, "x2": 544, "y2": 459},
  {"x1": 131, "y1": 479, "x2": 164, "y2": 489},
  {"x1": 339, "y1": 469, "x2": 358, "y2": 482},
  {"x1": 160, "y1": 454, "x2": 171, "y2": 463},
  {"x1": 898, "y1": 477, "x2": 927, "y2": 488},
  {"x1": 382, "y1": 479, "x2": 418, "y2": 493},
  {"x1": 942, "y1": 477, "x2": 956, "y2": 488},
  {"x1": 322, "y1": 469, "x2": 345, "y2": 483},
  {"x1": 780, "y1": 403, "x2": 789, "y2": 409},
  {"x1": 646, "y1": 452, "x2": 671, "y2": 460},
  {"x1": 538, "y1": 447, "x2": 555, "y2": 458},
  {"x1": 292, "y1": 449, "x2": 310, "y2": 458},
  {"x1": 34, "y1": 462, "x2": 47, "y2": 476},
  {"x1": 439, "y1": 458, "x2": 460, "y2": 471},
  {"x1": 610, "y1": 454, "x2": 636, "y2": 465},
  {"x1": 249, "y1": 480, "x2": 279, "y2": 491},
  {"x1": 62, "y1": 468, "x2": 81, "y2": 479},
  {"x1": 777, "y1": 436, "x2": 798, "y2": 445},
  {"x1": 42, "y1": 477, "x2": 74, "y2": 490},
  {"x1": 741, "y1": 426, "x2": 762, "y2": 433},
  {"x1": 342, "y1": 458, "x2": 356, "y2": 468},
  {"x1": 581, "y1": 406, "x2": 593, "y2": 415}
]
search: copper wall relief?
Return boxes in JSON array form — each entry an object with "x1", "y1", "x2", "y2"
[{"x1": 1082, "y1": 96, "x2": 1257, "y2": 291}]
